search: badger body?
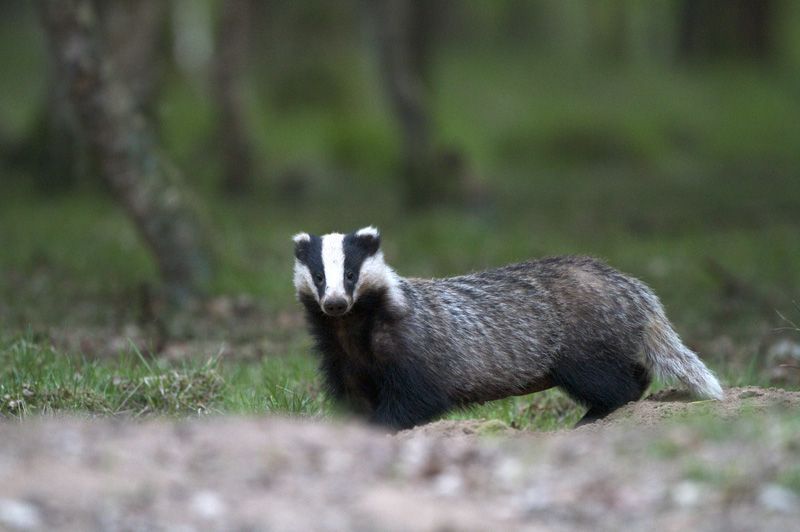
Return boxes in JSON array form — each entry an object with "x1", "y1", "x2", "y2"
[{"x1": 293, "y1": 227, "x2": 723, "y2": 429}]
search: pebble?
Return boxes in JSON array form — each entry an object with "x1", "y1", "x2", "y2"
[
  {"x1": 433, "y1": 470, "x2": 464, "y2": 497},
  {"x1": 0, "y1": 498, "x2": 42, "y2": 530},
  {"x1": 671, "y1": 481, "x2": 703, "y2": 508},
  {"x1": 190, "y1": 491, "x2": 227, "y2": 519},
  {"x1": 758, "y1": 484, "x2": 799, "y2": 514}
]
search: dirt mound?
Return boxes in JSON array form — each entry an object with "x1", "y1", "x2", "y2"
[
  {"x1": 0, "y1": 387, "x2": 798, "y2": 531},
  {"x1": 601, "y1": 385, "x2": 800, "y2": 426},
  {"x1": 403, "y1": 386, "x2": 800, "y2": 439},
  {"x1": 398, "y1": 418, "x2": 518, "y2": 439}
]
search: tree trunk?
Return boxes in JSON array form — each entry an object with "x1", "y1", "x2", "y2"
[
  {"x1": 371, "y1": 0, "x2": 452, "y2": 206},
  {"x1": 13, "y1": 0, "x2": 164, "y2": 194},
  {"x1": 736, "y1": 0, "x2": 774, "y2": 58},
  {"x1": 678, "y1": 0, "x2": 775, "y2": 61},
  {"x1": 213, "y1": 0, "x2": 254, "y2": 195},
  {"x1": 97, "y1": 0, "x2": 166, "y2": 119},
  {"x1": 36, "y1": 0, "x2": 213, "y2": 304}
]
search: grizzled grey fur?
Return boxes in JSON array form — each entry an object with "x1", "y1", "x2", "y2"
[{"x1": 293, "y1": 227, "x2": 723, "y2": 430}]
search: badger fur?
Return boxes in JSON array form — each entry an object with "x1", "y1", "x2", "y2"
[{"x1": 293, "y1": 226, "x2": 723, "y2": 429}]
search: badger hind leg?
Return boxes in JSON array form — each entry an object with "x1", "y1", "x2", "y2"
[{"x1": 549, "y1": 346, "x2": 651, "y2": 426}]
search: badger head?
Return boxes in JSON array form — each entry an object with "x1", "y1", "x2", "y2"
[{"x1": 292, "y1": 226, "x2": 405, "y2": 317}]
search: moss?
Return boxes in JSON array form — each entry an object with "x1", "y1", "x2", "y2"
[{"x1": 475, "y1": 419, "x2": 511, "y2": 436}]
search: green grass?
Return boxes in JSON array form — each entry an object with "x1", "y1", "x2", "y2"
[
  {"x1": 221, "y1": 351, "x2": 328, "y2": 416},
  {"x1": 0, "y1": 337, "x2": 225, "y2": 418},
  {"x1": 10, "y1": 332, "x2": 792, "y2": 430},
  {"x1": 0, "y1": 335, "x2": 585, "y2": 428},
  {"x1": 0, "y1": 335, "x2": 335, "y2": 419},
  {"x1": 450, "y1": 389, "x2": 583, "y2": 430},
  {"x1": 0, "y1": 334, "x2": 586, "y2": 428}
]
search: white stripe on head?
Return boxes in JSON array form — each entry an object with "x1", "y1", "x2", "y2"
[
  {"x1": 293, "y1": 260, "x2": 316, "y2": 300},
  {"x1": 321, "y1": 233, "x2": 347, "y2": 300}
]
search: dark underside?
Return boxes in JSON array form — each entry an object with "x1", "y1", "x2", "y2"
[{"x1": 300, "y1": 291, "x2": 452, "y2": 429}]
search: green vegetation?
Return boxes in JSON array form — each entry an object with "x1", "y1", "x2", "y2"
[
  {"x1": 778, "y1": 466, "x2": 800, "y2": 495},
  {"x1": 2, "y1": 4, "x2": 799, "y2": 427},
  {"x1": 0, "y1": 337, "x2": 225, "y2": 417},
  {"x1": 0, "y1": 335, "x2": 586, "y2": 425}
]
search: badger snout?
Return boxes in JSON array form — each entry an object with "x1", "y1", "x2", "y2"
[{"x1": 322, "y1": 297, "x2": 350, "y2": 316}]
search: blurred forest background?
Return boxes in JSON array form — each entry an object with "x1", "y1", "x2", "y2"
[{"x1": 1, "y1": 0, "x2": 799, "y2": 420}]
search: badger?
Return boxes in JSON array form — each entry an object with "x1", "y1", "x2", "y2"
[{"x1": 292, "y1": 226, "x2": 723, "y2": 429}]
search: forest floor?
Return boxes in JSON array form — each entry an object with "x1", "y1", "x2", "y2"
[{"x1": 1, "y1": 386, "x2": 798, "y2": 531}]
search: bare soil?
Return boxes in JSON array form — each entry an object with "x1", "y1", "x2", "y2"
[{"x1": 1, "y1": 387, "x2": 798, "y2": 531}]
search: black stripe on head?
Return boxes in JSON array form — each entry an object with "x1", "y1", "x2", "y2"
[
  {"x1": 295, "y1": 234, "x2": 325, "y2": 299},
  {"x1": 342, "y1": 230, "x2": 381, "y2": 296}
]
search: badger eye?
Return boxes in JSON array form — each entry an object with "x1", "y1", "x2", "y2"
[
  {"x1": 346, "y1": 271, "x2": 354, "y2": 281},
  {"x1": 315, "y1": 273, "x2": 324, "y2": 284}
]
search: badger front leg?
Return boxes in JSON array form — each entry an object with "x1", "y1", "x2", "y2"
[{"x1": 369, "y1": 357, "x2": 451, "y2": 430}]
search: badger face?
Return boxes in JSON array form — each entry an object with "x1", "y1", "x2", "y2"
[{"x1": 293, "y1": 226, "x2": 383, "y2": 317}]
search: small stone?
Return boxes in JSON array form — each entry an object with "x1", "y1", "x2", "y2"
[
  {"x1": 190, "y1": 491, "x2": 226, "y2": 519},
  {"x1": 495, "y1": 457, "x2": 523, "y2": 487},
  {"x1": 0, "y1": 498, "x2": 42, "y2": 530},
  {"x1": 433, "y1": 470, "x2": 463, "y2": 497},
  {"x1": 671, "y1": 481, "x2": 703, "y2": 508},
  {"x1": 516, "y1": 485, "x2": 554, "y2": 514},
  {"x1": 738, "y1": 390, "x2": 761, "y2": 399},
  {"x1": 758, "y1": 484, "x2": 800, "y2": 514}
]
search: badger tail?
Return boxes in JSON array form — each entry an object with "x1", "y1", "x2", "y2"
[{"x1": 642, "y1": 312, "x2": 724, "y2": 400}]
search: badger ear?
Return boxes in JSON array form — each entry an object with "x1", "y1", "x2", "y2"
[
  {"x1": 293, "y1": 232, "x2": 311, "y2": 261},
  {"x1": 354, "y1": 226, "x2": 380, "y2": 255}
]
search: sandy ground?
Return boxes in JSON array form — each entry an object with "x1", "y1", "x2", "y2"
[{"x1": 0, "y1": 386, "x2": 798, "y2": 531}]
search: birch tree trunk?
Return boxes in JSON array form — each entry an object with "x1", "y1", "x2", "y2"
[
  {"x1": 213, "y1": 0, "x2": 254, "y2": 194},
  {"x1": 36, "y1": 0, "x2": 213, "y2": 304},
  {"x1": 97, "y1": 0, "x2": 166, "y2": 119},
  {"x1": 371, "y1": 0, "x2": 445, "y2": 206}
]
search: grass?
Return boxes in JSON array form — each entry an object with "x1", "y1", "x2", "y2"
[
  {"x1": 0, "y1": 335, "x2": 587, "y2": 427},
  {"x1": 5, "y1": 330, "x2": 794, "y2": 429},
  {"x1": 0, "y1": 337, "x2": 225, "y2": 418},
  {"x1": 0, "y1": 335, "x2": 333, "y2": 419}
]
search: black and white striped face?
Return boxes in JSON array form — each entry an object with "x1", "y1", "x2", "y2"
[{"x1": 293, "y1": 226, "x2": 385, "y2": 316}]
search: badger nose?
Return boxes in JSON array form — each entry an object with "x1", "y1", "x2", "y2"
[{"x1": 323, "y1": 298, "x2": 348, "y2": 316}]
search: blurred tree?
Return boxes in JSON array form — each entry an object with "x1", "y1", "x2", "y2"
[
  {"x1": 13, "y1": 71, "x2": 85, "y2": 192},
  {"x1": 36, "y1": 0, "x2": 213, "y2": 304},
  {"x1": 170, "y1": 0, "x2": 214, "y2": 82},
  {"x1": 97, "y1": 0, "x2": 166, "y2": 119},
  {"x1": 213, "y1": 0, "x2": 255, "y2": 194},
  {"x1": 679, "y1": 0, "x2": 776, "y2": 61},
  {"x1": 13, "y1": 0, "x2": 165, "y2": 193},
  {"x1": 370, "y1": 0, "x2": 464, "y2": 206}
]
